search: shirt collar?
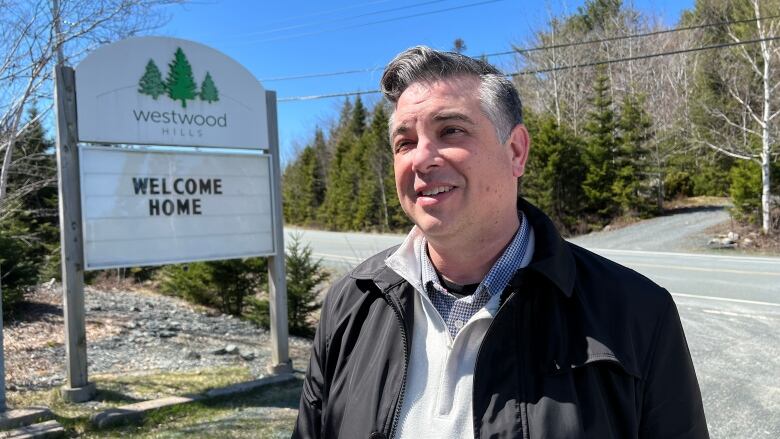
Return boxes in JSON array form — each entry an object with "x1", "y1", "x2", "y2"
[{"x1": 419, "y1": 211, "x2": 533, "y2": 298}]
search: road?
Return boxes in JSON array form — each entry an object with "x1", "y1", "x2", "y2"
[{"x1": 285, "y1": 208, "x2": 780, "y2": 437}]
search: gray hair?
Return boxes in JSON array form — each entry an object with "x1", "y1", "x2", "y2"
[{"x1": 380, "y1": 46, "x2": 523, "y2": 143}]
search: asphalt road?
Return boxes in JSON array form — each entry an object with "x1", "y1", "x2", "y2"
[{"x1": 285, "y1": 208, "x2": 780, "y2": 438}]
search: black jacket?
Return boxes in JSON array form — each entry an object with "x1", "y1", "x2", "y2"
[{"x1": 293, "y1": 199, "x2": 709, "y2": 439}]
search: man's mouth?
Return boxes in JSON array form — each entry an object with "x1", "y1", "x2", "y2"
[{"x1": 418, "y1": 186, "x2": 454, "y2": 197}]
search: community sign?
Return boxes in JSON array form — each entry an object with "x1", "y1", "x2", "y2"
[
  {"x1": 75, "y1": 36, "x2": 268, "y2": 149},
  {"x1": 74, "y1": 36, "x2": 278, "y2": 269}
]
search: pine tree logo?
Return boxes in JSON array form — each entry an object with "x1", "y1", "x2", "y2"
[
  {"x1": 200, "y1": 72, "x2": 219, "y2": 103},
  {"x1": 138, "y1": 47, "x2": 220, "y2": 108},
  {"x1": 138, "y1": 60, "x2": 165, "y2": 99}
]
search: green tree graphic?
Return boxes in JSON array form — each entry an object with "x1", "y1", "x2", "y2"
[
  {"x1": 138, "y1": 59, "x2": 166, "y2": 99},
  {"x1": 165, "y1": 47, "x2": 198, "y2": 108},
  {"x1": 199, "y1": 72, "x2": 219, "y2": 103}
]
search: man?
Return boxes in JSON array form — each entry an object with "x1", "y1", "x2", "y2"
[{"x1": 293, "y1": 46, "x2": 708, "y2": 439}]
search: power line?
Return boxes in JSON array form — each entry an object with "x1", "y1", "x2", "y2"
[
  {"x1": 494, "y1": 13, "x2": 780, "y2": 57},
  {"x1": 278, "y1": 35, "x2": 780, "y2": 102},
  {"x1": 263, "y1": 13, "x2": 780, "y2": 83},
  {"x1": 217, "y1": 0, "x2": 453, "y2": 41},
  {"x1": 243, "y1": 0, "x2": 506, "y2": 45},
  {"x1": 511, "y1": 35, "x2": 780, "y2": 76}
]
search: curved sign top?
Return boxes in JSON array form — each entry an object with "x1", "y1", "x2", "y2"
[{"x1": 75, "y1": 36, "x2": 268, "y2": 150}]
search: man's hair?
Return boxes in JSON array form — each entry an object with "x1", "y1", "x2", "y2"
[{"x1": 380, "y1": 45, "x2": 523, "y2": 143}]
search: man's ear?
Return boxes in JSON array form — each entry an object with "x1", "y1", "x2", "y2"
[{"x1": 507, "y1": 124, "x2": 530, "y2": 178}]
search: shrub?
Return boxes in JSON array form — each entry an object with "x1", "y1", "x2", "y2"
[
  {"x1": 247, "y1": 233, "x2": 329, "y2": 338},
  {"x1": 0, "y1": 220, "x2": 39, "y2": 317},
  {"x1": 157, "y1": 258, "x2": 267, "y2": 316},
  {"x1": 729, "y1": 160, "x2": 761, "y2": 224}
]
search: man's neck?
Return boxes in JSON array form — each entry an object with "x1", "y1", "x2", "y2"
[{"x1": 425, "y1": 213, "x2": 520, "y2": 285}]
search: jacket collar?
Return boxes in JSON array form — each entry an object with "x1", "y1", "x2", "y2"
[
  {"x1": 518, "y1": 197, "x2": 577, "y2": 298},
  {"x1": 350, "y1": 198, "x2": 576, "y2": 298}
]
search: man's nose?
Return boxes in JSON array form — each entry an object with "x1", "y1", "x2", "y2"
[{"x1": 411, "y1": 135, "x2": 441, "y2": 173}]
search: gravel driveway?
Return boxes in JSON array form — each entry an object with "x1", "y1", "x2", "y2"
[{"x1": 569, "y1": 207, "x2": 730, "y2": 251}]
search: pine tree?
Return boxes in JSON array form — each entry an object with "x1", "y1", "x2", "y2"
[
  {"x1": 284, "y1": 234, "x2": 329, "y2": 337},
  {"x1": 319, "y1": 98, "x2": 367, "y2": 230},
  {"x1": 165, "y1": 47, "x2": 198, "y2": 108},
  {"x1": 282, "y1": 145, "x2": 321, "y2": 225},
  {"x1": 199, "y1": 72, "x2": 219, "y2": 103},
  {"x1": 522, "y1": 113, "x2": 587, "y2": 234},
  {"x1": 348, "y1": 95, "x2": 367, "y2": 137},
  {"x1": 582, "y1": 67, "x2": 619, "y2": 221},
  {"x1": 615, "y1": 93, "x2": 653, "y2": 215},
  {"x1": 138, "y1": 59, "x2": 166, "y2": 99}
]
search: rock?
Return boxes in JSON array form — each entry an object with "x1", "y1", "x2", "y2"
[
  {"x1": 225, "y1": 344, "x2": 239, "y2": 355},
  {"x1": 158, "y1": 330, "x2": 176, "y2": 338},
  {"x1": 212, "y1": 347, "x2": 227, "y2": 355},
  {"x1": 126, "y1": 321, "x2": 138, "y2": 329},
  {"x1": 743, "y1": 238, "x2": 754, "y2": 246},
  {"x1": 603, "y1": 225, "x2": 612, "y2": 232},
  {"x1": 727, "y1": 231, "x2": 740, "y2": 241},
  {"x1": 241, "y1": 352, "x2": 256, "y2": 361},
  {"x1": 721, "y1": 237, "x2": 735, "y2": 245},
  {"x1": 184, "y1": 350, "x2": 201, "y2": 360},
  {"x1": 46, "y1": 278, "x2": 57, "y2": 290},
  {"x1": 130, "y1": 306, "x2": 141, "y2": 312},
  {"x1": 89, "y1": 305, "x2": 102, "y2": 312}
]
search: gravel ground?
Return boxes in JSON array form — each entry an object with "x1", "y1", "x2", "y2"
[
  {"x1": 569, "y1": 207, "x2": 731, "y2": 251},
  {"x1": 3, "y1": 285, "x2": 312, "y2": 391}
]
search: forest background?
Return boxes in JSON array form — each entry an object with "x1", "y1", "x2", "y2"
[{"x1": 1, "y1": 0, "x2": 778, "y2": 332}]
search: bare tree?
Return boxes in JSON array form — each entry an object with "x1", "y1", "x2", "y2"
[
  {"x1": 0, "y1": 0, "x2": 183, "y2": 212},
  {"x1": 694, "y1": 0, "x2": 779, "y2": 234}
]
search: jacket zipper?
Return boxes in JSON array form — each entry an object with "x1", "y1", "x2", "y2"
[
  {"x1": 472, "y1": 288, "x2": 521, "y2": 439},
  {"x1": 385, "y1": 293, "x2": 410, "y2": 439}
]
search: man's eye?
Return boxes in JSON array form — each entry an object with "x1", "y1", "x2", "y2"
[
  {"x1": 394, "y1": 141, "x2": 414, "y2": 153},
  {"x1": 442, "y1": 127, "x2": 464, "y2": 136}
]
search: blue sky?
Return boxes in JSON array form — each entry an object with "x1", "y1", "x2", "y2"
[{"x1": 159, "y1": 0, "x2": 694, "y2": 163}]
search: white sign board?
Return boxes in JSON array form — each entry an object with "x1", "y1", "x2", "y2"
[
  {"x1": 79, "y1": 146, "x2": 275, "y2": 270},
  {"x1": 75, "y1": 36, "x2": 268, "y2": 149}
]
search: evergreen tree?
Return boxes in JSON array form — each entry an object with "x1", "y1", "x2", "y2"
[
  {"x1": 582, "y1": 67, "x2": 619, "y2": 221},
  {"x1": 199, "y1": 72, "x2": 219, "y2": 103},
  {"x1": 319, "y1": 98, "x2": 367, "y2": 230},
  {"x1": 522, "y1": 113, "x2": 587, "y2": 234},
  {"x1": 614, "y1": 93, "x2": 654, "y2": 215},
  {"x1": 311, "y1": 127, "x2": 328, "y2": 207},
  {"x1": 284, "y1": 234, "x2": 329, "y2": 337},
  {"x1": 348, "y1": 95, "x2": 367, "y2": 138},
  {"x1": 138, "y1": 59, "x2": 166, "y2": 99},
  {"x1": 165, "y1": 47, "x2": 198, "y2": 108},
  {"x1": 6, "y1": 107, "x2": 59, "y2": 279},
  {"x1": 354, "y1": 104, "x2": 409, "y2": 231},
  {"x1": 282, "y1": 145, "x2": 321, "y2": 225}
]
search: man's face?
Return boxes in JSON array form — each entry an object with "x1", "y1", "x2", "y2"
[{"x1": 391, "y1": 76, "x2": 529, "y2": 241}]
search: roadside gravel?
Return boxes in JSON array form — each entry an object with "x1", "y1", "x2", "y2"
[
  {"x1": 569, "y1": 207, "x2": 730, "y2": 252},
  {"x1": 4, "y1": 285, "x2": 312, "y2": 391}
]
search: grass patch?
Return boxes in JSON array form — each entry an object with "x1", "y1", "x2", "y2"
[
  {"x1": 4, "y1": 365, "x2": 270, "y2": 436},
  {"x1": 82, "y1": 377, "x2": 303, "y2": 438}
]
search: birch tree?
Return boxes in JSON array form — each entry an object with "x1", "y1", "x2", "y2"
[
  {"x1": 693, "y1": 0, "x2": 779, "y2": 233},
  {"x1": 0, "y1": 0, "x2": 182, "y2": 211}
]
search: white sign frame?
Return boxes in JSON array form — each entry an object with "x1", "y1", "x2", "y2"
[
  {"x1": 78, "y1": 145, "x2": 277, "y2": 270},
  {"x1": 75, "y1": 36, "x2": 268, "y2": 150}
]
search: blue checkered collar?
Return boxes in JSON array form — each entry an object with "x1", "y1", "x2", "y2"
[{"x1": 420, "y1": 211, "x2": 533, "y2": 300}]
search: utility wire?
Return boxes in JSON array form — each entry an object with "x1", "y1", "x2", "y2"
[
  {"x1": 218, "y1": 0, "x2": 452, "y2": 40},
  {"x1": 496, "y1": 13, "x2": 780, "y2": 57},
  {"x1": 278, "y1": 35, "x2": 780, "y2": 102},
  {"x1": 511, "y1": 35, "x2": 780, "y2": 76},
  {"x1": 263, "y1": 13, "x2": 780, "y2": 83},
  {"x1": 244, "y1": 0, "x2": 505, "y2": 45}
]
